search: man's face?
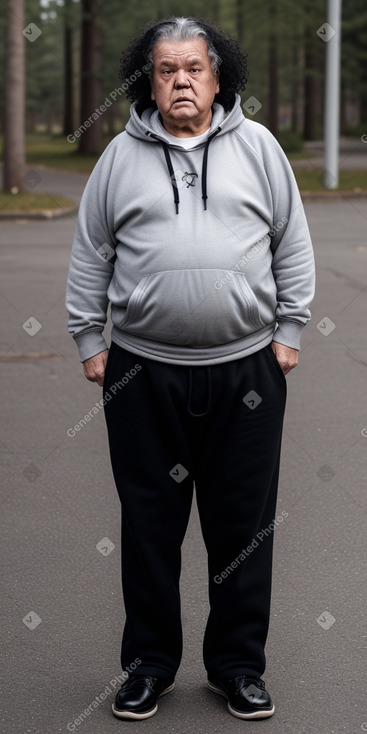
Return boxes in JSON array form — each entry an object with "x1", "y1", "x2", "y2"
[{"x1": 150, "y1": 38, "x2": 220, "y2": 130}]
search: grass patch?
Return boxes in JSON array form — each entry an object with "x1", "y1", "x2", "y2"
[
  {"x1": 287, "y1": 150, "x2": 318, "y2": 161},
  {"x1": 0, "y1": 135, "x2": 111, "y2": 175},
  {"x1": 0, "y1": 192, "x2": 75, "y2": 212},
  {"x1": 294, "y1": 168, "x2": 367, "y2": 192},
  {"x1": 25, "y1": 136, "x2": 101, "y2": 173}
]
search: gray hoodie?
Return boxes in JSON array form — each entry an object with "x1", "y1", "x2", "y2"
[{"x1": 66, "y1": 94, "x2": 315, "y2": 365}]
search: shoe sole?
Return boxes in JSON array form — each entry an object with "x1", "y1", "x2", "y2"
[
  {"x1": 112, "y1": 682, "x2": 175, "y2": 720},
  {"x1": 207, "y1": 680, "x2": 275, "y2": 720}
]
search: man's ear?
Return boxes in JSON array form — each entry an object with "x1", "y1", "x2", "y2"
[{"x1": 150, "y1": 75, "x2": 156, "y2": 101}]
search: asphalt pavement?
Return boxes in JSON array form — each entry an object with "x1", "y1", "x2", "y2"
[{"x1": 1, "y1": 164, "x2": 367, "y2": 734}]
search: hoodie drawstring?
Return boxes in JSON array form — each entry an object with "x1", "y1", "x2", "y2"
[
  {"x1": 201, "y1": 128, "x2": 221, "y2": 210},
  {"x1": 161, "y1": 142, "x2": 180, "y2": 214},
  {"x1": 161, "y1": 127, "x2": 221, "y2": 215}
]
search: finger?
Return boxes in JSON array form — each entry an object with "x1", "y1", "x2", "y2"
[
  {"x1": 84, "y1": 369, "x2": 103, "y2": 384},
  {"x1": 282, "y1": 363, "x2": 297, "y2": 375},
  {"x1": 91, "y1": 370, "x2": 105, "y2": 386}
]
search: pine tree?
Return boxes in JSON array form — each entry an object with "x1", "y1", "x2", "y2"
[{"x1": 3, "y1": 0, "x2": 26, "y2": 192}]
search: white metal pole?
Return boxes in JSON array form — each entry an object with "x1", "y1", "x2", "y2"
[{"x1": 324, "y1": 0, "x2": 342, "y2": 189}]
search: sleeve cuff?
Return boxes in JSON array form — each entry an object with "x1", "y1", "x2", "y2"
[
  {"x1": 272, "y1": 320, "x2": 305, "y2": 351},
  {"x1": 73, "y1": 330, "x2": 108, "y2": 362}
]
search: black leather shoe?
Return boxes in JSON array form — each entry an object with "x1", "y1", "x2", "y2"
[
  {"x1": 112, "y1": 675, "x2": 175, "y2": 720},
  {"x1": 207, "y1": 674, "x2": 275, "y2": 719}
]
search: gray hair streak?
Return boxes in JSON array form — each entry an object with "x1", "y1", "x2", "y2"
[{"x1": 145, "y1": 17, "x2": 222, "y2": 75}]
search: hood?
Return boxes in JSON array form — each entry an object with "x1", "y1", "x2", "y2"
[
  {"x1": 125, "y1": 93, "x2": 245, "y2": 148},
  {"x1": 125, "y1": 94, "x2": 245, "y2": 214}
]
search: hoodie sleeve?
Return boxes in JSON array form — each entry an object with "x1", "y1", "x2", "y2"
[
  {"x1": 65, "y1": 141, "x2": 118, "y2": 362},
  {"x1": 261, "y1": 129, "x2": 315, "y2": 351}
]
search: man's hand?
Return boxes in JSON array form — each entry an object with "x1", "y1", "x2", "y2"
[
  {"x1": 83, "y1": 349, "x2": 109, "y2": 387},
  {"x1": 271, "y1": 341, "x2": 299, "y2": 375}
]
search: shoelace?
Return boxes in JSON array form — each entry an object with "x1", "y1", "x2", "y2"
[
  {"x1": 124, "y1": 674, "x2": 156, "y2": 689},
  {"x1": 233, "y1": 675, "x2": 265, "y2": 692}
]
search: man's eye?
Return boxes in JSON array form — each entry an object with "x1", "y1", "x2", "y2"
[
  {"x1": 163, "y1": 70, "x2": 173, "y2": 75},
  {"x1": 190, "y1": 68, "x2": 200, "y2": 73}
]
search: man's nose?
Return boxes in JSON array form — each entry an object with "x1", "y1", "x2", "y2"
[{"x1": 174, "y1": 69, "x2": 190, "y2": 87}]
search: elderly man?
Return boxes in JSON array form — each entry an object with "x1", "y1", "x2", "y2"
[{"x1": 66, "y1": 16, "x2": 315, "y2": 721}]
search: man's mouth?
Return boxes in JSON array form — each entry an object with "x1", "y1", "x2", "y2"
[{"x1": 173, "y1": 97, "x2": 192, "y2": 103}]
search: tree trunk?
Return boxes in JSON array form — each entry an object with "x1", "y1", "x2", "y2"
[
  {"x1": 3, "y1": 0, "x2": 26, "y2": 192},
  {"x1": 63, "y1": 0, "x2": 74, "y2": 137},
  {"x1": 79, "y1": 0, "x2": 102, "y2": 155},
  {"x1": 360, "y1": 92, "x2": 367, "y2": 125},
  {"x1": 303, "y1": 25, "x2": 317, "y2": 140},
  {"x1": 268, "y1": 2, "x2": 278, "y2": 137},
  {"x1": 291, "y1": 44, "x2": 300, "y2": 133}
]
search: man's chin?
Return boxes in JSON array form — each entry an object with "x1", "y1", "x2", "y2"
[{"x1": 168, "y1": 109, "x2": 198, "y2": 123}]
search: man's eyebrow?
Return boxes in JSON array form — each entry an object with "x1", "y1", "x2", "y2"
[{"x1": 158, "y1": 57, "x2": 203, "y2": 68}]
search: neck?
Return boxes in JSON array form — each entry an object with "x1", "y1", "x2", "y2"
[{"x1": 160, "y1": 111, "x2": 212, "y2": 138}]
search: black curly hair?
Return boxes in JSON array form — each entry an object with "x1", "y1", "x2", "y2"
[{"x1": 119, "y1": 16, "x2": 249, "y2": 113}]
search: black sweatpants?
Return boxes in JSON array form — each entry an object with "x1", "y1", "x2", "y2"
[{"x1": 103, "y1": 340, "x2": 287, "y2": 681}]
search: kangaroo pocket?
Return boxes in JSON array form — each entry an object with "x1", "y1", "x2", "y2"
[{"x1": 119, "y1": 269, "x2": 267, "y2": 347}]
